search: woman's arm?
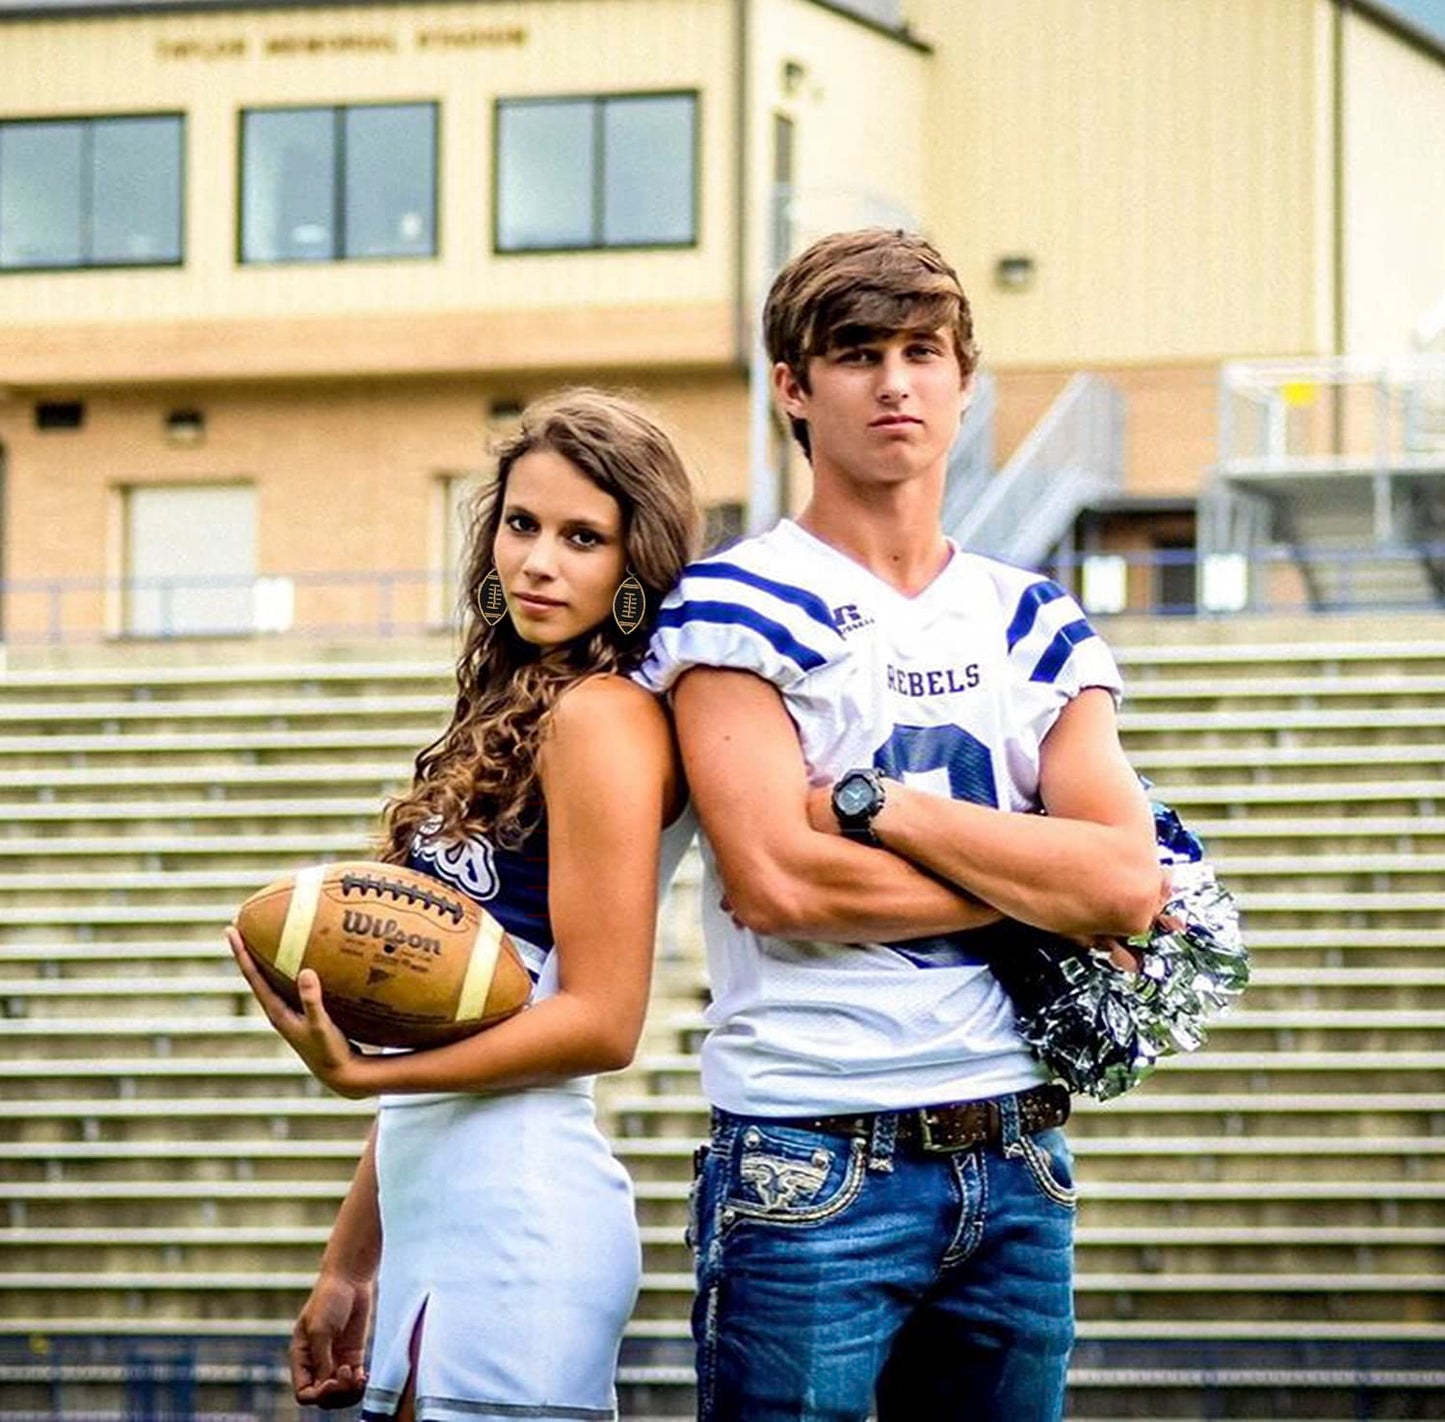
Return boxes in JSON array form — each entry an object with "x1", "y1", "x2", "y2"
[
  {"x1": 671, "y1": 667, "x2": 1000, "y2": 941},
  {"x1": 230, "y1": 673, "x2": 678, "y2": 1098},
  {"x1": 289, "y1": 1122, "x2": 380, "y2": 1408}
]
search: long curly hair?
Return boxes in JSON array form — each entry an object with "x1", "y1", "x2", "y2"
[{"x1": 379, "y1": 389, "x2": 700, "y2": 861}]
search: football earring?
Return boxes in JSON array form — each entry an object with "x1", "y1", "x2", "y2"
[
  {"x1": 478, "y1": 567, "x2": 508, "y2": 627},
  {"x1": 612, "y1": 568, "x2": 646, "y2": 635}
]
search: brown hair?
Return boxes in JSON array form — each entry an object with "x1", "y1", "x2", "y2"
[
  {"x1": 379, "y1": 388, "x2": 700, "y2": 860},
  {"x1": 763, "y1": 227, "x2": 979, "y2": 457}
]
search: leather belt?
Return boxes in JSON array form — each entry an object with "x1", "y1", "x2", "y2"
[{"x1": 773, "y1": 1082, "x2": 1070, "y2": 1154}]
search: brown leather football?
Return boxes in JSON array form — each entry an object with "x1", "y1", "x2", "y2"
[{"x1": 234, "y1": 861, "x2": 531, "y2": 1048}]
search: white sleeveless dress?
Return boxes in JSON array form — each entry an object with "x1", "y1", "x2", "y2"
[{"x1": 359, "y1": 809, "x2": 696, "y2": 1422}]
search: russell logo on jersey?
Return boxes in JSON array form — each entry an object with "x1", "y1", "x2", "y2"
[{"x1": 831, "y1": 603, "x2": 875, "y2": 635}]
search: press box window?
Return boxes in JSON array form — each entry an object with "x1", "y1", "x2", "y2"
[
  {"x1": 0, "y1": 114, "x2": 183, "y2": 270},
  {"x1": 241, "y1": 102, "x2": 437, "y2": 264},
  {"x1": 495, "y1": 92, "x2": 697, "y2": 252}
]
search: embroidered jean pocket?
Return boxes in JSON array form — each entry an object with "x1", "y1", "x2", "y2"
[
  {"x1": 722, "y1": 1125, "x2": 866, "y2": 1229},
  {"x1": 1013, "y1": 1126, "x2": 1079, "y2": 1210}
]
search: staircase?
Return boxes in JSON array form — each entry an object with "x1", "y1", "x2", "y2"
[
  {"x1": 946, "y1": 372, "x2": 1125, "y2": 568},
  {"x1": 1213, "y1": 356, "x2": 1445, "y2": 612},
  {"x1": 2, "y1": 620, "x2": 1444, "y2": 1419}
]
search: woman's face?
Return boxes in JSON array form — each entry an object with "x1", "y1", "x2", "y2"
[{"x1": 492, "y1": 447, "x2": 628, "y2": 648}]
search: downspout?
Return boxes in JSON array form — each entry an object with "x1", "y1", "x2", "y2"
[
  {"x1": 1332, "y1": 0, "x2": 1346, "y2": 358},
  {"x1": 1329, "y1": 0, "x2": 1348, "y2": 476},
  {"x1": 733, "y1": 0, "x2": 751, "y2": 366},
  {"x1": 739, "y1": 0, "x2": 782, "y2": 532}
]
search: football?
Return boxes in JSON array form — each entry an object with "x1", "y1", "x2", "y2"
[{"x1": 234, "y1": 861, "x2": 532, "y2": 1048}]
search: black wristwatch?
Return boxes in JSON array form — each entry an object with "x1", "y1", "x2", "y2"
[{"x1": 831, "y1": 768, "x2": 887, "y2": 845}]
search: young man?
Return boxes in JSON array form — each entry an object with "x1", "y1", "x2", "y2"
[{"x1": 639, "y1": 229, "x2": 1161, "y2": 1422}]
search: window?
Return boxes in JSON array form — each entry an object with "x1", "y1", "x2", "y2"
[
  {"x1": 0, "y1": 114, "x2": 183, "y2": 270},
  {"x1": 241, "y1": 103, "x2": 437, "y2": 264},
  {"x1": 495, "y1": 92, "x2": 697, "y2": 252}
]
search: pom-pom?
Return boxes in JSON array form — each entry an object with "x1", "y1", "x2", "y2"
[{"x1": 986, "y1": 796, "x2": 1249, "y2": 1100}]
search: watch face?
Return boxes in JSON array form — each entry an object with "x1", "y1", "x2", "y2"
[{"x1": 836, "y1": 776, "x2": 876, "y2": 816}]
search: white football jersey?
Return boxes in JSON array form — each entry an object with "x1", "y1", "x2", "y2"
[{"x1": 639, "y1": 519, "x2": 1125, "y2": 1115}]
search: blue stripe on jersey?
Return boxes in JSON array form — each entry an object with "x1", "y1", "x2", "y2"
[
  {"x1": 683, "y1": 561, "x2": 838, "y2": 634},
  {"x1": 1005, "y1": 579, "x2": 1068, "y2": 651},
  {"x1": 655, "y1": 600, "x2": 831, "y2": 674},
  {"x1": 1029, "y1": 618, "x2": 1097, "y2": 684},
  {"x1": 883, "y1": 931, "x2": 988, "y2": 970}
]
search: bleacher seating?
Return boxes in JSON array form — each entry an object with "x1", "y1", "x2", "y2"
[{"x1": 1, "y1": 618, "x2": 1443, "y2": 1420}]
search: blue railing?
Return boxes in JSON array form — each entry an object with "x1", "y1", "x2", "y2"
[
  {"x1": 1, "y1": 541, "x2": 1444, "y2": 649},
  {"x1": 1049, "y1": 540, "x2": 1445, "y2": 617},
  {"x1": 0, "y1": 569, "x2": 454, "y2": 647}
]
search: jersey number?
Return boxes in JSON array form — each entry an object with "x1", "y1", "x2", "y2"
[
  {"x1": 875, "y1": 723, "x2": 998, "y2": 809},
  {"x1": 874, "y1": 724, "x2": 997, "y2": 969}
]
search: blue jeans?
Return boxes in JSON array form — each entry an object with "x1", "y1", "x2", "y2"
[{"x1": 689, "y1": 1097, "x2": 1076, "y2": 1422}]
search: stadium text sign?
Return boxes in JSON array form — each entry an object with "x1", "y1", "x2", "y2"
[{"x1": 156, "y1": 25, "x2": 528, "y2": 62}]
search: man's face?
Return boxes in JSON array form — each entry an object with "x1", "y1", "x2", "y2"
[{"x1": 774, "y1": 325, "x2": 968, "y2": 485}]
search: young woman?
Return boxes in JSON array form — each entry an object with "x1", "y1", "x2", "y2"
[{"x1": 228, "y1": 389, "x2": 700, "y2": 1422}]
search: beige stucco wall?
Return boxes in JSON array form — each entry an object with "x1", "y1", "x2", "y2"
[
  {"x1": 914, "y1": 0, "x2": 1326, "y2": 365},
  {"x1": 1340, "y1": 9, "x2": 1445, "y2": 353}
]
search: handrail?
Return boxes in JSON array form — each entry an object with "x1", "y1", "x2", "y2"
[
  {"x1": 1222, "y1": 354, "x2": 1445, "y2": 387},
  {"x1": 940, "y1": 369, "x2": 997, "y2": 530},
  {"x1": 1219, "y1": 356, "x2": 1445, "y2": 475},
  {"x1": 949, "y1": 373, "x2": 1124, "y2": 566},
  {"x1": 0, "y1": 568, "x2": 452, "y2": 647},
  {"x1": 3, "y1": 542, "x2": 1445, "y2": 648}
]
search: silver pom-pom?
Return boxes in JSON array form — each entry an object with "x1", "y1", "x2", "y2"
[{"x1": 998, "y1": 798, "x2": 1249, "y2": 1101}]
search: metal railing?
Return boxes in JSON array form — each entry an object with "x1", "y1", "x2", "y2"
[
  {"x1": 5, "y1": 540, "x2": 1445, "y2": 651},
  {"x1": 940, "y1": 369, "x2": 997, "y2": 531},
  {"x1": 948, "y1": 373, "x2": 1124, "y2": 567},
  {"x1": 0, "y1": 569, "x2": 455, "y2": 648},
  {"x1": 1050, "y1": 540, "x2": 1445, "y2": 617},
  {"x1": 1219, "y1": 355, "x2": 1445, "y2": 478}
]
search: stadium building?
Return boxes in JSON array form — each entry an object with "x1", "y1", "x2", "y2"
[
  {"x1": 2, "y1": 2, "x2": 1445, "y2": 1418},
  {"x1": 0, "y1": 0, "x2": 1441, "y2": 646}
]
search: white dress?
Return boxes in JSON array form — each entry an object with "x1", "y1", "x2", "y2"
[{"x1": 359, "y1": 810, "x2": 696, "y2": 1422}]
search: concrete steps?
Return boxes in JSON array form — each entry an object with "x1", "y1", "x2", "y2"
[{"x1": 0, "y1": 620, "x2": 1442, "y2": 1419}]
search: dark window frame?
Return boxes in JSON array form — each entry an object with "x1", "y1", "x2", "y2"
[
  {"x1": 492, "y1": 89, "x2": 701, "y2": 255},
  {"x1": 237, "y1": 99, "x2": 441, "y2": 267},
  {"x1": 0, "y1": 110, "x2": 186, "y2": 274}
]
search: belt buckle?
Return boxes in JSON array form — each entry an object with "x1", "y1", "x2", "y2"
[
  {"x1": 915, "y1": 1103, "x2": 986, "y2": 1153},
  {"x1": 916, "y1": 1109, "x2": 949, "y2": 1152}
]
